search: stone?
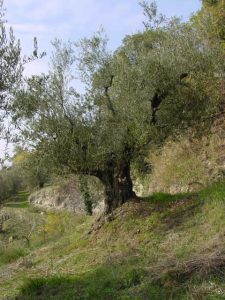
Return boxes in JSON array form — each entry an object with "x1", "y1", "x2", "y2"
[{"x1": 29, "y1": 180, "x2": 104, "y2": 215}]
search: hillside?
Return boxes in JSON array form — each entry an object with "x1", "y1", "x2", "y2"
[
  {"x1": 0, "y1": 183, "x2": 225, "y2": 299},
  {"x1": 1, "y1": 1, "x2": 225, "y2": 299}
]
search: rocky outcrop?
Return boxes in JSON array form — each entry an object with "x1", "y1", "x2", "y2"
[{"x1": 29, "y1": 181, "x2": 104, "y2": 214}]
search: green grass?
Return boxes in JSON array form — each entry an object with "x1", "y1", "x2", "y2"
[
  {"x1": 199, "y1": 182, "x2": 225, "y2": 202},
  {"x1": 17, "y1": 267, "x2": 143, "y2": 300},
  {"x1": 0, "y1": 246, "x2": 28, "y2": 266},
  {"x1": 4, "y1": 201, "x2": 29, "y2": 208},
  {"x1": 17, "y1": 263, "x2": 225, "y2": 300},
  {"x1": 16, "y1": 266, "x2": 189, "y2": 300},
  {"x1": 142, "y1": 191, "x2": 194, "y2": 204},
  {"x1": 4, "y1": 191, "x2": 30, "y2": 208},
  {"x1": 1, "y1": 183, "x2": 225, "y2": 299}
]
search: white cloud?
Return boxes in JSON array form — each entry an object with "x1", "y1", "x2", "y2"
[
  {"x1": 24, "y1": 59, "x2": 49, "y2": 76},
  {"x1": 99, "y1": 2, "x2": 143, "y2": 31},
  {"x1": 6, "y1": 0, "x2": 33, "y2": 6},
  {"x1": 6, "y1": 0, "x2": 143, "y2": 36},
  {"x1": 4, "y1": 0, "x2": 145, "y2": 77},
  {"x1": 25, "y1": 0, "x2": 64, "y2": 21},
  {"x1": 0, "y1": 135, "x2": 14, "y2": 161},
  {"x1": 7, "y1": 22, "x2": 54, "y2": 36}
]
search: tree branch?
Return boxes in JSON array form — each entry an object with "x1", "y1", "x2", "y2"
[{"x1": 104, "y1": 75, "x2": 115, "y2": 116}]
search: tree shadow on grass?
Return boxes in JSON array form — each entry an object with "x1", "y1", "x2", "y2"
[
  {"x1": 16, "y1": 265, "x2": 193, "y2": 300},
  {"x1": 15, "y1": 263, "x2": 181, "y2": 300},
  {"x1": 16, "y1": 266, "x2": 140, "y2": 300}
]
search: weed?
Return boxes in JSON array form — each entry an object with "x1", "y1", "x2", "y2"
[
  {"x1": 0, "y1": 245, "x2": 28, "y2": 265},
  {"x1": 2, "y1": 183, "x2": 225, "y2": 299}
]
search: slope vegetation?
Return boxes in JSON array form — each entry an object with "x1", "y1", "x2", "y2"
[{"x1": 0, "y1": 183, "x2": 225, "y2": 299}]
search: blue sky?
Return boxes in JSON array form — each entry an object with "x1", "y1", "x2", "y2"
[
  {"x1": 0, "y1": 0, "x2": 201, "y2": 159},
  {"x1": 5, "y1": 0, "x2": 201, "y2": 75}
]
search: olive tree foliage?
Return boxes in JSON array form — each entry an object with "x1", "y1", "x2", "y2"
[
  {"x1": 0, "y1": 0, "x2": 23, "y2": 136},
  {"x1": 0, "y1": 146, "x2": 50, "y2": 205},
  {"x1": 192, "y1": 0, "x2": 225, "y2": 47},
  {"x1": 139, "y1": 0, "x2": 166, "y2": 30},
  {"x1": 12, "y1": 146, "x2": 51, "y2": 189},
  {"x1": 0, "y1": 167, "x2": 24, "y2": 202},
  {"x1": 12, "y1": 8, "x2": 224, "y2": 213},
  {"x1": 0, "y1": 0, "x2": 45, "y2": 167}
]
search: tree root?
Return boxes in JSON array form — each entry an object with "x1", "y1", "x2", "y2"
[{"x1": 86, "y1": 198, "x2": 153, "y2": 235}]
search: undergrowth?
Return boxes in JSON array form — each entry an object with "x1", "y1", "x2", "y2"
[
  {"x1": 0, "y1": 245, "x2": 27, "y2": 266},
  {"x1": 1, "y1": 182, "x2": 225, "y2": 299},
  {"x1": 143, "y1": 191, "x2": 193, "y2": 204}
]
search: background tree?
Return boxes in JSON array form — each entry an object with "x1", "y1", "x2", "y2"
[
  {"x1": 0, "y1": 164, "x2": 25, "y2": 203},
  {"x1": 0, "y1": 0, "x2": 23, "y2": 136},
  {"x1": 0, "y1": 0, "x2": 45, "y2": 168},
  {"x1": 12, "y1": 11, "x2": 224, "y2": 213},
  {"x1": 192, "y1": 0, "x2": 225, "y2": 46},
  {"x1": 12, "y1": 146, "x2": 51, "y2": 189}
]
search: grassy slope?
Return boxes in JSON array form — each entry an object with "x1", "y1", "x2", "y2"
[
  {"x1": 1, "y1": 184, "x2": 225, "y2": 299},
  {"x1": 3, "y1": 191, "x2": 30, "y2": 209}
]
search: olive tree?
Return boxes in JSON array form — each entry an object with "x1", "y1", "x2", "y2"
[
  {"x1": 0, "y1": 0, "x2": 45, "y2": 152},
  {"x1": 13, "y1": 18, "x2": 223, "y2": 213},
  {"x1": 193, "y1": 0, "x2": 225, "y2": 43},
  {"x1": 0, "y1": 0, "x2": 23, "y2": 135}
]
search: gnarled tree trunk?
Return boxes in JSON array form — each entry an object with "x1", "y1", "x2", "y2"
[{"x1": 99, "y1": 157, "x2": 136, "y2": 214}]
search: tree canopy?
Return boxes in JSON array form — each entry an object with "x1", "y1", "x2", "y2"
[
  {"x1": 0, "y1": 0, "x2": 23, "y2": 136},
  {"x1": 0, "y1": 0, "x2": 45, "y2": 167},
  {"x1": 193, "y1": 0, "x2": 225, "y2": 46},
  {"x1": 11, "y1": 4, "x2": 224, "y2": 213}
]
